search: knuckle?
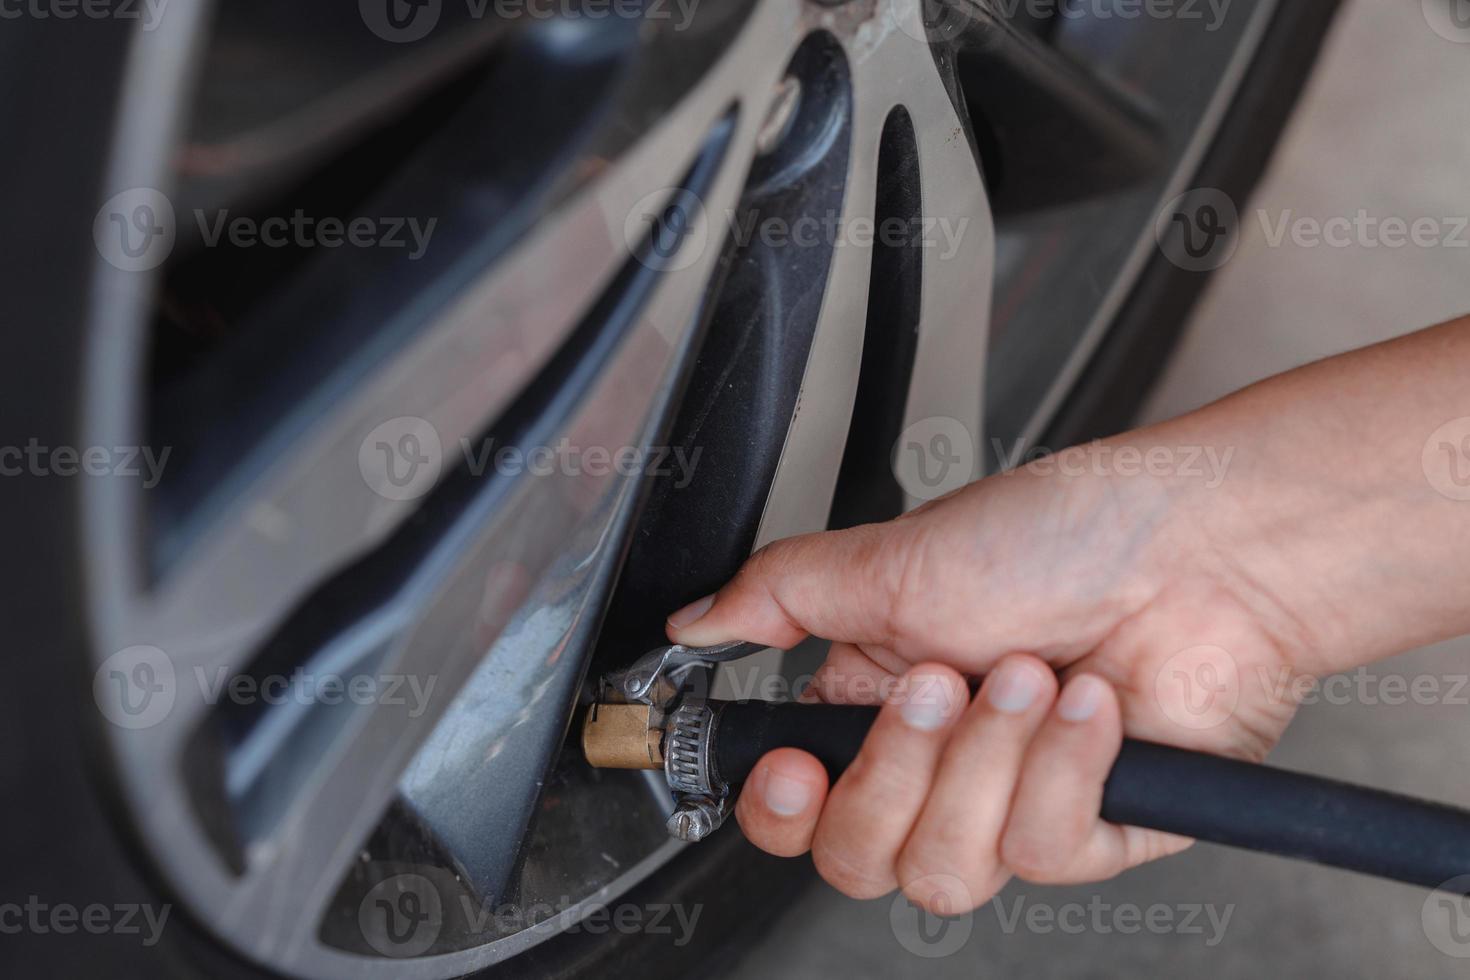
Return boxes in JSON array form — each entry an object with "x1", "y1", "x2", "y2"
[
  {"x1": 811, "y1": 843, "x2": 896, "y2": 900},
  {"x1": 1000, "y1": 831, "x2": 1069, "y2": 883},
  {"x1": 884, "y1": 527, "x2": 933, "y2": 643},
  {"x1": 735, "y1": 798, "x2": 812, "y2": 859},
  {"x1": 896, "y1": 834, "x2": 997, "y2": 913},
  {"x1": 843, "y1": 748, "x2": 926, "y2": 800},
  {"x1": 741, "y1": 539, "x2": 788, "y2": 579},
  {"x1": 899, "y1": 875, "x2": 980, "y2": 917}
]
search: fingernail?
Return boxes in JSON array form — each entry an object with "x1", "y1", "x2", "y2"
[
  {"x1": 667, "y1": 594, "x2": 715, "y2": 630},
  {"x1": 763, "y1": 768, "x2": 812, "y2": 816},
  {"x1": 1058, "y1": 675, "x2": 1107, "y2": 722},
  {"x1": 899, "y1": 672, "x2": 956, "y2": 731},
  {"x1": 986, "y1": 660, "x2": 1043, "y2": 714}
]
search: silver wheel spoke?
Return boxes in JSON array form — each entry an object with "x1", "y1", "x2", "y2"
[{"x1": 84, "y1": 2, "x2": 1010, "y2": 976}]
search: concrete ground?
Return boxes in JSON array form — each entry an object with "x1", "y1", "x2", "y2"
[{"x1": 730, "y1": 2, "x2": 1470, "y2": 976}]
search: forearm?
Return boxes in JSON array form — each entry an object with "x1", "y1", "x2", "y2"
[{"x1": 1138, "y1": 315, "x2": 1470, "y2": 675}]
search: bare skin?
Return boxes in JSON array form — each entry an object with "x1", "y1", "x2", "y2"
[{"x1": 664, "y1": 315, "x2": 1470, "y2": 913}]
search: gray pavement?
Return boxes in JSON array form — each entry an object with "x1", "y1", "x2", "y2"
[{"x1": 730, "y1": 3, "x2": 1470, "y2": 976}]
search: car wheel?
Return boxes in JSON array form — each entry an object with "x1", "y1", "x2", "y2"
[{"x1": 0, "y1": 0, "x2": 1338, "y2": 977}]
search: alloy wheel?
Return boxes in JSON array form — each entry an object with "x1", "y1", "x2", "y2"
[{"x1": 76, "y1": 0, "x2": 1292, "y2": 975}]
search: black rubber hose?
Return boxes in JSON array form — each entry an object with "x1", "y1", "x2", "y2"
[{"x1": 709, "y1": 700, "x2": 1470, "y2": 894}]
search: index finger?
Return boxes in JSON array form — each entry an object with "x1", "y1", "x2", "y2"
[{"x1": 665, "y1": 522, "x2": 914, "y2": 651}]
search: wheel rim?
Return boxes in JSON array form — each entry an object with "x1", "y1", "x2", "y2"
[
  {"x1": 83, "y1": 2, "x2": 990, "y2": 975},
  {"x1": 76, "y1": 0, "x2": 1282, "y2": 975}
]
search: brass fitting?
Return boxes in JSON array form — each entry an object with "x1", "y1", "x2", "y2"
[{"x1": 581, "y1": 703, "x2": 664, "y2": 770}]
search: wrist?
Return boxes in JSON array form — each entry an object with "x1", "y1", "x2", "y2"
[{"x1": 1123, "y1": 331, "x2": 1470, "y2": 675}]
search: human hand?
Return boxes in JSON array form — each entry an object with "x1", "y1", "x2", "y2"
[{"x1": 664, "y1": 447, "x2": 1305, "y2": 912}]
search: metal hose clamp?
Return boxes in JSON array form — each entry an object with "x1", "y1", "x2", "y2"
[{"x1": 664, "y1": 703, "x2": 719, "y2": 796}]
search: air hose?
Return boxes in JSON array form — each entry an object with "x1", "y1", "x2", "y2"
[{"x1": 706, "y1": 700, "x2": 1470, "y2": 893}]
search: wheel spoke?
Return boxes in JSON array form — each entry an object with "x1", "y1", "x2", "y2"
[
  {"x1": 84, "y1": 1, "x2": 1003, "y2": 975},
  {"x1": 939, "y1": 0, "x2": 1166, "y2": 214},
  {"x1": 230, "y1": 117, "x2": 755, "y2": 960},
  {"x1": 89, "y1": 2, "x2": 813, "y2": 970},
  {"x1": 756, "y1": 4, "x2": 993, "y2": 542},
  {"x1": 176, "y1": 3, "x2": 510, "y2": 215},
  {"x1": 132, "y1": 49, "x2": 755, "y2": 679}
]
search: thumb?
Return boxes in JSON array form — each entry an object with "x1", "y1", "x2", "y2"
[{"x1": 665, "y1": 522, "x2": 914, "y2": 651}]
